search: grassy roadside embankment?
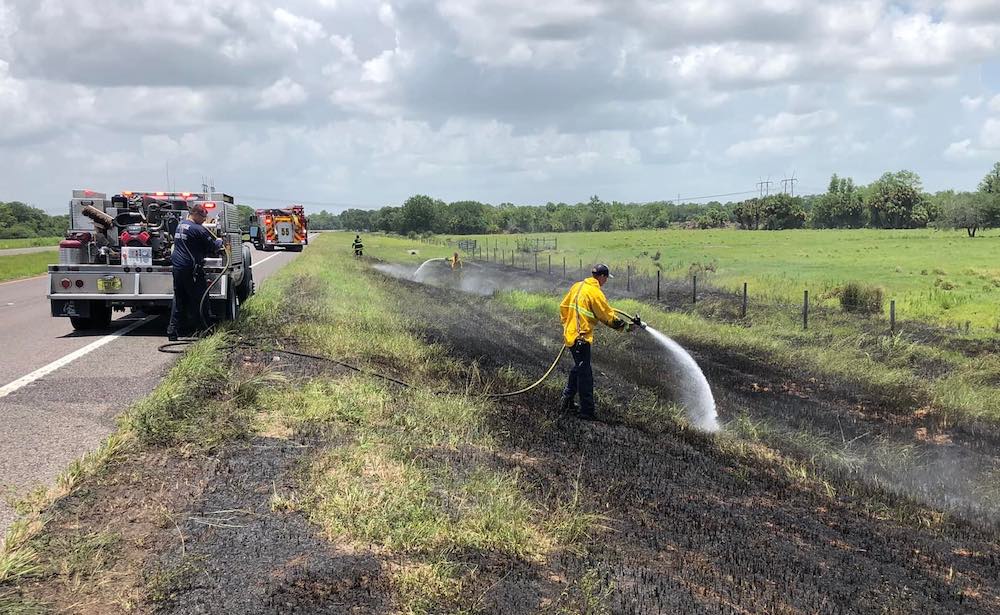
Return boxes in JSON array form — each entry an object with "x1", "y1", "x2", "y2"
[
  {"x1": 0, "y1": 236, "x2": 605, "y2": 613},
  {"x1": 0, "y1": 237, "x2": 61, "y2": 250},
  {"x1": 3, "y1": 233, "x2": 998, "y2": 613},
  {"x1": 0, "y1": 252, "x2": 55, "y2": 283}
]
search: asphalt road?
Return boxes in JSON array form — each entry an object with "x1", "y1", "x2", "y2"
[{"x1": 0, "y1": 244, "x2": 305, "y2": 535}]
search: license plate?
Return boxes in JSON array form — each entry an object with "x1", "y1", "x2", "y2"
[
  {"x1": 97, "y1": 276, "x2": 122, "y2": 293},
  {"x1": 122, "y1": 246, "x2": 153, "y2": 267}
]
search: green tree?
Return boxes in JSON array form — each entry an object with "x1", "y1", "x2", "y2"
[
  {"x1": 811, "y1": 174, "x2": 865, "y2": 228},
  {"x1": 338, "y1": 208, "x2": 373, "y2": 231},
  {"x1": 0, "y1": 201, "x2": 68, "y2": 239},
  {"x1": 937, "y1": 192, "x2": 997, "y2": 237},
  {"x1": 732, "y1": 198, "x2": 764, "y2": 230},
  {"x1": 979, "y1": 162, "x2": 1000, "y2": 194},
  {"x1": 865, "y1": 170, "x2": 930, "y2": 228},
  {"x1": 400, "y1": 195, "x2": 442, "y2": 234},
  {"x1": 760, "y1": 194, "x2": 806, "y2": 230}
]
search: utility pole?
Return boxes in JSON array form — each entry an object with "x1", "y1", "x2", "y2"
[
  {"x1": 756, "y1": 180, "x2": 772, "y2": 197},
  {"x1": 780, "y1": 177, "x2": 798, "y2": 196}
]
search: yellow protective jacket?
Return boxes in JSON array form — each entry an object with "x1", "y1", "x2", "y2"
[{"x1": 560, "y1": 277, "x2": 626, "y2": 346}]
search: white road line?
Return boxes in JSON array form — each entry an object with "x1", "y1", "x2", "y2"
[
  {"x1": 0, "y1": 315, "x2": 158, "y2": 399},
  {"x1": 251, "y1": 253, "x2": 280, "y2": 269}
]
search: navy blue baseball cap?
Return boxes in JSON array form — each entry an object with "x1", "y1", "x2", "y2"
[{"x1": 592, "y1": 264, "x2": 613, "y2": 278}]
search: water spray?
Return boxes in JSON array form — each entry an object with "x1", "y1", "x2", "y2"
[
  {"x1": 615, "y1": 309, "x2": 720, "y2": 433},
  {"x1": 413, "y1": 258, "x2": 447, "y2": 282}
]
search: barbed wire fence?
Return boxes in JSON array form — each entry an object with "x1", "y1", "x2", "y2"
[{"x1": 457, "y1": 242, "x2": 996, "y2": 341}]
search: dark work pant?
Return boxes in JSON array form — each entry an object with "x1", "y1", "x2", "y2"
[
  {"x1": 563, "y1": 340, "x2": 594, "y2": 414},
  {"x1": 168, "y1": 267, "x2": 208, "y2": 336}
]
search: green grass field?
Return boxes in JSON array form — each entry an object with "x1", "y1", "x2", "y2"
[
  {"x1": 0, "y1": 251, "x2": 55, "y2": 282},
  {"x1": 0, "y1": 237, "x2": 61, "y2": 250},
  {"x1": 363, "y1": 229, "x2": 1000, "y2": 329}
]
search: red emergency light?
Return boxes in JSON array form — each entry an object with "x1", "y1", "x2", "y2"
[{"x1": 203, "y1": 202, "x2": 217, "y2": 209}]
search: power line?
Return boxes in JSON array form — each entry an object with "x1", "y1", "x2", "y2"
[{"x1": 239, "y1": 195, "x2": 380, "y2": 209}]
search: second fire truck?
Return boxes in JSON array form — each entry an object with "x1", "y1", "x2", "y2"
[{"x1": 249, "y1": 206, "x2": 308, "y2": 252}]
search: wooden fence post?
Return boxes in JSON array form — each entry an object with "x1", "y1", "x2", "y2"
[
  {"x1": 548, "y1": 254, "x2": 551, "y2": 275},
  {"x1": 741, "y1": 282, "x2": 748, "y2": 318},
  {"x1": 534, "y1": 252, "x2": 538, "y2": 272},
  {"x1": 803, "y1": 290, "x2": 809, "y2": 330}
]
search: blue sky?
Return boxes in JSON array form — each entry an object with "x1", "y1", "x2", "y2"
[{"x1": 1, "y1": 0, "x2": 999, "y2": 214}]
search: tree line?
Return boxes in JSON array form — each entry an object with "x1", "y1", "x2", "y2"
[
  {"x1": 3, "y1": 163, "x2": 999, "y2": 239},
  {"x1": 0, "y1": 202, "x2": 69, "y2": 239},
  {"x1": 312, "y1": 163, "x2": 1000, "y2": 237}
]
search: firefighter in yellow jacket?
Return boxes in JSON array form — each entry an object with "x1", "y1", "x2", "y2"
[{"x1": 559, "y1": 264, "x2": 632, "y2": 419}]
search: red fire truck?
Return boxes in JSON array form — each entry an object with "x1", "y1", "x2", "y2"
[{"x1": 249, "y1": 205, "x2": 308, "y2": 252}]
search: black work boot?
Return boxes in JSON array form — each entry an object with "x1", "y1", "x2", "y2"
[
  {"x1": 559, "y1": 395, "x2": 577, "y2": 412},
  {"x1": 577, "y1": 408, "x2": 597, "y2": 421}
]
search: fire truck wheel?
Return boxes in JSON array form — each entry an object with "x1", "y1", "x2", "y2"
[
  {"x1": 69, "y1": 302, "x2": 113, "y2": 331},
  {"x1": 236, "y1": 268, "x2": 254, "y2": 303},
  {"x1": 226, "y1": 290, "x2": 239, "y2": 321}
]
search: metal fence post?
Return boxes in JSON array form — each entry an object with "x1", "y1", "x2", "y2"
[
  {"x1": 534, "y1": 252, "x2": 538, "y2": 272},
  {"x1": 627, "y1": 265, "x2": 631, "y2": 292},
  {"x1": 692, "y1": 275, "x2": 697, "y2": 304},
  {"x1": 741, "y1": 282, "x2": 748, "y2": 318},
  {"x1": 803, "y1": 290, "x2": 809, "y2": 330},
  {"x1": 548, "y1": 254, "x2": 551, "y2": 275},
  {"x1": 656, "y1": 270, "x2": 661, "y2": 301},
  {"x1": 563, "y1": 257, "x2": 566, "y2": 277},
  {"x1": 890, "y1": 300, "x2": 896, "y2": 334}
]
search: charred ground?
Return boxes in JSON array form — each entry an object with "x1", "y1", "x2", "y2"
[{"x1": 3, "y1": 244, "x2": 999, "y2": 614}]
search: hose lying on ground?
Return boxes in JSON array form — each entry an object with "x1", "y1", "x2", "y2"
[
  {"x1": 157, "y1": 246, "x2": 232, "y2": 353},
  {"x1": 259, "y1": 343, "x2": 566, "y2": 399}
]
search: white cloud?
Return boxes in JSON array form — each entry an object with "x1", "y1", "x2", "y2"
[
  {"x1": 3, "y1": 0, "x2": 1000, "y2": 211},
  {"x1": 726, "y1": 136, "x2": 812, "y2": 158},
  {"x1": 257, "y1": 77, "x2": 308, "y2": 109},
  {"x1": 944, "y1": 138, "x2": 981, "y2": 160},
  {"x1": 981, "y1": 118, "x2": 1000, "y2": 149},
  {"x1": 961, "y1": 96, "x2": 984, "y2": 111},
  {"x1": 271, "y1": 8, "x2": 325, "y2": 51},
  {"x1": 757, "y1": 110, "x2": 837, "y2": 134}
]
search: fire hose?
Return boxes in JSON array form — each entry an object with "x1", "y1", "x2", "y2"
[{"x1": 157, "y1": 245, "x2": 232, "y2": 353}]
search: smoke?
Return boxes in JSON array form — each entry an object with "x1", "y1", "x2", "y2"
[
  {"x1": 376, "y1": 259, "x2": 566, "y2": 296},
  {"x1": 643, "y1": 326, "x2": 719, "y2": 432}
]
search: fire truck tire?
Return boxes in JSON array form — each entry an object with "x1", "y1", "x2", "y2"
[
  {"x1": 263, "y1": 244, "x2": 274, "y2": 252},
  {"x1": 236, "y1": 267, "x2": 254, "y2": 304},
  {"x1": 226, "y1": 290, "x2": 239, "y2": 321},
  {"x1": 288, "y1": 245, "x2": 304, "y2": 252},
  {"x1": 70, "y1": 302, "x2": 112, "y2": 330}
]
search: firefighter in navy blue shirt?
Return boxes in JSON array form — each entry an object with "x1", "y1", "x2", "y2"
[{"x1": 167, "y1": 203, "x2": 223, "y2": 341}]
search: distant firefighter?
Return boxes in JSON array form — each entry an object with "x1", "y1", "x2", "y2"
[
  {"x1": 450, "y1": 251, "x2": 463, "y2": 271},
  {"x1": 352, "y1": 235, "x2": 364, "y2": 257}
]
